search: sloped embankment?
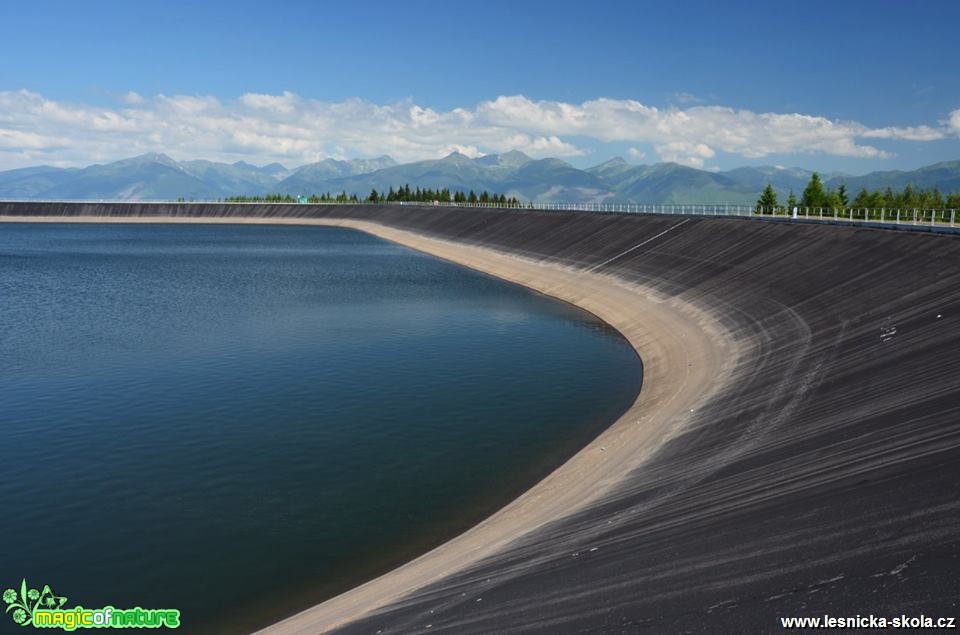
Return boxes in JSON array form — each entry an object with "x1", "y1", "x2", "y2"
[{"x1": 4, "y1": 202, "x2": 960, "y2": 632}]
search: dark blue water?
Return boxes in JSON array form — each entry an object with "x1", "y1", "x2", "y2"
[{"x1": 0, "y1": 223, "x2": 641, "y2": 633}]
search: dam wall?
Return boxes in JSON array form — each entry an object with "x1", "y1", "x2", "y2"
[{"x1": 4, "y1": 202, "x2": 960, "y2": 632}]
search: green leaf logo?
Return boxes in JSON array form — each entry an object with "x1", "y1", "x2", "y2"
[
  {"x1": 39, "y1": 585, "x2": 67, "y2": 610},
  {"x1": 3, "y1": 579, "x2": 63, "y2": 627}
]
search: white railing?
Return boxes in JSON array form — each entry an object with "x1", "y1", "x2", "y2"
[
  {"x1": 2, "y1": 199, "x2": 957, "y2": 229},
  {"x1": 390, "y1": 200, "x2": 960, "y2": 229}
]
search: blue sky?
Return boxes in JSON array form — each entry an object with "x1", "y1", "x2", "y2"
[{"x1": 1, "y1": 0, "x2": 958, "y2": 172}]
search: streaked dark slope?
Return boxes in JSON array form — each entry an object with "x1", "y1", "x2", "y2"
[{"x1": 3, "y1": 202, "x2": 959, "y2": 632}]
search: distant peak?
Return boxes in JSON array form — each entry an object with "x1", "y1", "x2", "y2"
[
  {"x1": 441, "y1": 151, "x2": 475, "y2": 164},
  {"x1": 352, "y1": 156, "x2": 395, "y2": 167},
  {"x1": 498, "y1": 150, "x2": 532, "y2": 166},
  {"x1": 115, "y1": 152, "x2": 182, "y2": 171},
  {"x1": 595, "y1": 156, "x2": 628, "y2": 168},
  {"x1": 136, "y1": 152, "x2": 174, "y2": 162},
  {"x1": 473, "y1": 149, "x2": 532, "y2": 168},
  {"x1": 232, "y1": 160, "x2": 288, "y2": 174}
]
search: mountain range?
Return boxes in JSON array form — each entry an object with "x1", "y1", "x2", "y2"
[{"x1": 1, "y1": 151, "x2": 958, "y2": 205}]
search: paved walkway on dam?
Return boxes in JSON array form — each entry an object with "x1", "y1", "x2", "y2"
[{"x1": 3, "y1": 202, "x2": 960, "y2": 633}]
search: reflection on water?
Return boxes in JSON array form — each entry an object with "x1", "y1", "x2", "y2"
[{"x1": 0, "y1": 223, "x2": 641, "y2": 633}]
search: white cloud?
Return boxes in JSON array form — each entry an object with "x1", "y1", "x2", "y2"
[
  {"x1": 501, "y1": 134, "x2": 584, "y2": 157},
  {"x1": 860, "y1": 125, "x2": 944, "y2": 141},
  {"x1": 655, "y1": 141, "x2": 715, "y2": 168},
  {"x1": 0, "y1": 89, "x2": 952, "y2": 170},
  {"x1": 121, "y1": 91, "x2": 145, "y2": 105},
  {"x1": 0, "y1": 128, "x2": 63, "y2": 150},
  {"x1": 949, "y1": 108, "x2": 960, "y2": 135},
  {"x1": 671, "y1": 92, "x2": 703, "y2": 104},
  {"x1": 627, "y1": 147, "x2": 646, "y2": 160}
]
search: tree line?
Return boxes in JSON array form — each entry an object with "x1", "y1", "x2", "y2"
[
  {"x1": 370, "y1": 184, "x2": 520, "y2": 206},
  {"x1": 222, "y1": 184, "x2": 521, "y2": 206},
  {"x1": 757, "y1": 173, "x2": 960, "y2": 213},
  {"x1": 223, "y1": 192, "x2": 360, "y2": 203}
]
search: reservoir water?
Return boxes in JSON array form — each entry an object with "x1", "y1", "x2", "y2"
[{"x1": 0, "y1": 223, "x2": 641, "y2": 633}]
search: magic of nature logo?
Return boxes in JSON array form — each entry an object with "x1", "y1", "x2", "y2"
[{"x1": 3, "y1": 579, "x2": 180, "y2": 630}]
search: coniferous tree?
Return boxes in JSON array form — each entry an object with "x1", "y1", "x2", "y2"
[
  {"x1": 902, "y1": 184, "x2": 916, "y2": 208},
  {"x1": 801, "y1": 172, "x2": 827, "y2": 208},
  {"x1": 755, "y1": 183, "x2": 779, "y2": 212},
  {"x1": 852, "y1": 187, "x2": 871, "y2": 209},
  {"x1": 869, "y1": 190, "x2": 887, "y2": 209},
  {"x1": 932, "y1": 187, "x2": 944, "y2": 209},
  {"x1": 825, "y1": 190, "x2": 843, "y2": 210},
  {"x1": 884, "y1": 187, "x2": 895, "y2": 208}
]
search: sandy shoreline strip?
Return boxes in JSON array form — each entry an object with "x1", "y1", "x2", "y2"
[{"x1": 1, "y1": 215, "x2": 739, "y2": 633}]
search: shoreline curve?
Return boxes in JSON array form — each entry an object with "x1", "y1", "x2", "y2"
[{"x1": 0, "y1": 215, "x2": 740, "y2": 633}]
